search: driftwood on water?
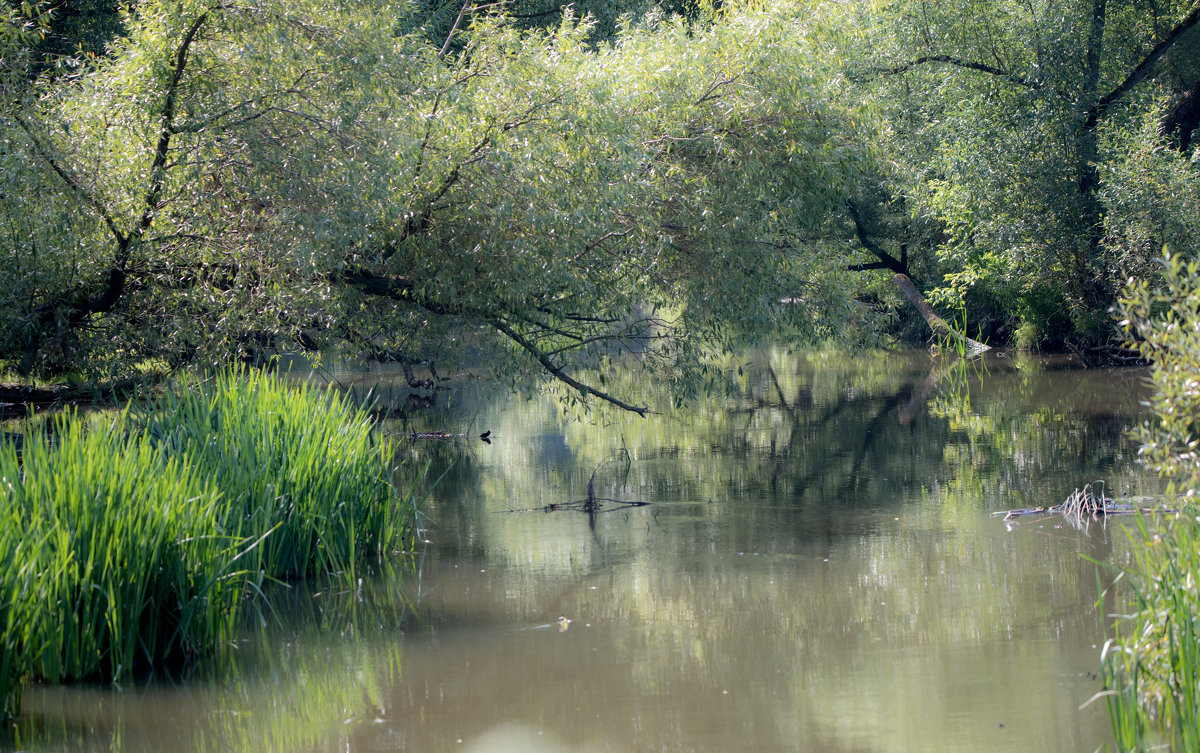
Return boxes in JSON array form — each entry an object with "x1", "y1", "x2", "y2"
[
  {"x1": 993, "y1": 484, "x2": 1173, "y2": 522},
  {"x1": 505, "y1": 472, "x2": 650, "y2": 515},
  {"x1": 409, "y1": 429, "x2": 492, "y2": 443}
]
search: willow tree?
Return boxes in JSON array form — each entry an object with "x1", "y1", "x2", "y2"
[
  {"x1": 0, "y1": 0, "x2": 869, "y2": 411},
  {"x1": 848, "y1": 0, "x2": 1200, "y2": 353}
]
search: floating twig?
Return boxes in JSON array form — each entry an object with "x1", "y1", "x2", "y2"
[{"x1": 407, "y1": 429, "x2": 492, "y2": 442}]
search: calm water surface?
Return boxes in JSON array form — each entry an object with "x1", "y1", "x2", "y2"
[{"x1": 10, "y1": 350, "x2": 1156, "y2": 753}]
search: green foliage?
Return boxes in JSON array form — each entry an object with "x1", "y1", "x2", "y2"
[
  {"x1": 1100, "y1": 115, "x2": 1200, "y2": 280},
  {"x1": 1101, "y1": 512, "x2": 1200, "y2": 752},
  {"x1": 4, "y1": 0, "x2": 1199, "y2": 403},
  {"x1": 1, "y1": 2, "x2": 47, "y2": 44},
  {"x1": 0, "y1": 0, "x2": 869, "y2": 410},
  {"x1": 1102, "y1": 253, "x2": 1200, "y2": 749},
  {"x1": 14, "y1": 0, "x2": 125, "y2": 76},
  {"x1": 848, "y1": 0, "x2": 1200, "y2": 348},
  {"x1": 0, "y1": 1, "x2": 51, "y2": 90},
  {"x1": 0, "y1": 368, "x2": 414, "y2": 722},
  {"x1": 403, "y1": 0, "x2": 711, "y2": 49},
  {"x1": 1124, "y1": 253, "x2": 1200, "y2": 484}
]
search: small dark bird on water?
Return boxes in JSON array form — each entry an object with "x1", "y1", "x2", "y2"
[{"x1": 479, "y1": 430, "x2": 492, "y2": 444}]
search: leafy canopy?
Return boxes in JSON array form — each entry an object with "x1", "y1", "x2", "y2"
[{"x1": 0, "y1": 0, "x2": 869, "y2": 410}]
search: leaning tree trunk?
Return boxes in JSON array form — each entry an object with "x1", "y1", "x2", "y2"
[{"x1": 893, "y1": 273, "x2": 990, "y2": 354}]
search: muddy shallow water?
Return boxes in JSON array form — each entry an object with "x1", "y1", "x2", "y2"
[{"x1": 9, "y1": 349, "x2": 1156, "y2": 753}]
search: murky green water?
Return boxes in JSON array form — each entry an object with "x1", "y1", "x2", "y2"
[{"x1": 8, "y1": 350, "x2": 1156, "y2": 752}]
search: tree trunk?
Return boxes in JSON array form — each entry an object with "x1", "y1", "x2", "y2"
[
  {"x1": 893, "y1": 273, "x2": 990, "y2": 354},
  {"x1": 1071, "y1": 0, "x2": 1110, "y2": 316}
]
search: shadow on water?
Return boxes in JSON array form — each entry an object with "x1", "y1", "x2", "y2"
[{"x1": 6, "y1": 348, "x2": 1158, "y2": 753}]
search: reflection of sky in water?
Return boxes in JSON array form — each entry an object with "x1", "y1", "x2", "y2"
[{"x1": 12, "y1": 350, "x2": 1156, "y2": 753}]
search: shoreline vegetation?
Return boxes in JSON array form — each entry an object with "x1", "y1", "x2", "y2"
[
  {"x1": 1099, "y1": 254, "x2": 1200, "y2": 751},
  {"x1": 3, "y1": 0, "x2": 1196, "y2": 413},
  {"x1": 0, "y1": 367, "x2": 417, "y2": 723}
]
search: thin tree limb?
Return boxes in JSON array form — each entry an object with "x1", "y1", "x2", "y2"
[
  {"x1": 864, "y1": 54, "x2": 1034, "y2": 88},
  {"x1": 439, "y1": 1, "x2": 470, "y2": 58},
  {"x1": 13, "y1": 116, "x2": 127, "y2": 248},
  {"x1": 1085, "y1": 2, "x2": 1200, "y2": 129},
  {"x1": 335, "y1": 268, "x2": 651, "y2": 415},
  {"x1": 487, "y1": 317, "x2": 650, "y2": 416}
]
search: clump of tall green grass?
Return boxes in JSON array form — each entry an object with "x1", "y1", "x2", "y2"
[
  {"x1": 130, "y1": 368, "x2": 411, "y2": 579},
  {"x1": 0, "y1": 415, "x2": 243, "y2": 721},
  {"x1": 0, "y1": 367, "x2": 415, "y2": 722},
  {"x1": 1101, "y1": 510, "x2": 1200, "y2": 752}
]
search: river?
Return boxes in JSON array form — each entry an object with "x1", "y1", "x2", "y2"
[{"x1": 8, "y1": 349, "x2": 1156, "y2": 753}]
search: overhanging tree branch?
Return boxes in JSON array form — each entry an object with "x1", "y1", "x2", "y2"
[
  {"x1": 845, "y1": 202, "x2": 988, "y2": 353},
  {"x1": 14, "y1": 116, "x2": 126, "y2": 248},
  {"x1": 19, "y1": 7, "x2": 216, "y2": 342},
  {"x1": 488, "y1": 317, "x2": 650, "y2": 416},
  {"x1": 335, "y1": 267, "x2": 650, "y2": 415},
  {"x1": 136, "y1": 9, "x2": 212, "y2": 248},
  {"x1": 438, "y1": 0, "x2": 470, "y2": 58},
  {"x1": 1085, "y1": 2, "x2": 1200, "y2": 129},
  {"x1": 845, "y1": 201, "x2": 913, "y2": 281},
  {"x1": 863, "y1": 54, "x2": 1034, "y2": 88}
]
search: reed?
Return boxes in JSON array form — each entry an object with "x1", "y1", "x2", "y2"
[
  {"x1": 1101, "y1": 509, "x2": 1200, "y2": 752},
  {"x1": 0, "y1": 367, "x2": 414, "y2": 721},
  {"x1": 0, "y1": 415, "x2": 242, "y2": 711},
  {"x1": 0, "y1": 441, "x2": 45, "y2": 722},
  {"x1": 130, "y1": 367, "x2": 411, "y2": 580}
]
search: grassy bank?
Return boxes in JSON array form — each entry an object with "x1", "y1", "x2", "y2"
[
  {"x1": 0, "y1": 368, "x2": 416, "y2": 722},
  {"x1": 1102, "y1": 254, "x2": 1200, "y2": 751}
]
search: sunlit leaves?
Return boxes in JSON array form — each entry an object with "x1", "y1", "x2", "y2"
[
  {"x1": 849, "y1": 0, "x2": 1200, "y2": 346},
  {"x1": 1106, "y1": 254, "x2": 1200, "y2": 748},
  {"x1": 1, "y1": 0, "x2": 872, "y2": 407}
]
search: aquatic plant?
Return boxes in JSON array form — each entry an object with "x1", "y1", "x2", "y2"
[
  {"x1": 9, "y1": 566, "x2": 412, "y2": 752},
  {"x1": 130, "y1": 367, "x2": 412, "y2": 579},
  {"x1": 0, "y1": 368, "x2": 415, "y2": 722},
  {"x1": 0, "y1": 445, "x2": 44, "y2": 722},
  {"x1": 1100, "y1": 511, "x2": 1200, "y2": 752},
  {"x1": 0, "y1": 415, "x2": 243, "y2": 713}
]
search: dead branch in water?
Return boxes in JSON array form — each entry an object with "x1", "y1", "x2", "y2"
[
  {"x1": 407, "y1": 429, "x2": 492, "y2": 443},
  {"x1": 993, "y1": 483, "x2": 1174, "y2": 522},
  {"x1": 503, "y1": 471, "x2": 650, "y2": 514}
]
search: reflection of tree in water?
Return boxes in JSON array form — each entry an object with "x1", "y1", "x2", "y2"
[
  {"x1": 351, "y1": 348, "x2": 1149, "y2": 564},
  {"x1": 749, "y1": 359, "x2": 914, "y2": 498},
  {"x1": 703, "y1": 351, "x2": 1141, "y2": 510}
]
